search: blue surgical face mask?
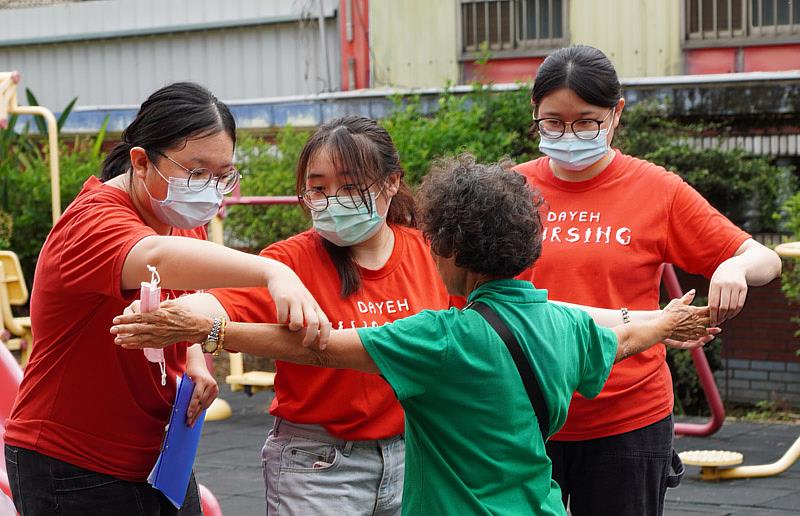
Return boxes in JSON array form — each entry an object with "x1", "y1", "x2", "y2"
[
  {"x1": 539, "y1": 128, "x2": 610, "y2": 171},
  {"x1": 143, "y1": 166, "x2": 223, "y2": 229},
  {"x1": 311, "y1": 191, "x2": 389, "y2": 247}
]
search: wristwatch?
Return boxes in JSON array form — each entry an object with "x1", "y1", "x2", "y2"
[{"x1": 201, "y1": 317, "x2": 223, "y2": 354}]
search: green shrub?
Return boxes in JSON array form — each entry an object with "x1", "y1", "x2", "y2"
[
  {"x1": 1, "y1": 137, "x2": 105, "y2": 280},
  {"x1": 0, "y1": 210, "x2": 11, "y2": 249},
  {"x1": 223, "y1": 129, "x2": 312, "y2": 252},
  {"x1": 383, "y1": 85, "x2": 538, "y2": 183},
  {"x1": 778, "y1": 192, "x2": 800, "y2": 355}
]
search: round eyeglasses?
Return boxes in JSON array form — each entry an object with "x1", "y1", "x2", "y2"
[
  {"x1": 152, "y1": 150, "x2": 240, "y2": 194},
  {"x1": 299, "y1": 181, "x2": 380, "y2": 212},
  {"x1": 533, "y1": 108, "x2": 615, "y2": 140}
]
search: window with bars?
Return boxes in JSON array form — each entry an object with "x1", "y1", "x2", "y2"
[
  {"x1": 460, "y1": 0, "x2": 568, "y2": 57},
  {"x1": 685, "y1": 0, "x2": 800, "y2": 43}
]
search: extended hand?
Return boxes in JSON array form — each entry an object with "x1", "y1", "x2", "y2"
[
  {"x1": 111, "y1": 300, "x2": 212, "y2": 349},
  {"x1": 661, "y1": 289, "x2": 720, "y2": 349}
]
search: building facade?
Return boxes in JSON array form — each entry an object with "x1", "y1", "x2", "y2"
[
  {"x1": 0, "y1": 0, "x2": 340, "y2": 108},
  {"x1": 370, "y1": 1, "x2": 800, "y2": 86}
]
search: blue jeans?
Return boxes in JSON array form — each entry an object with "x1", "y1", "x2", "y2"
[
  {"x1": 546, "y1": 415, "x2": 680, "y2": 516},
  {"x1": 262, "y1": 417, "x2": 404, "y2": 516},
  {"x1": 5, "y1": 445, "x2": 201, "y2": 516}
]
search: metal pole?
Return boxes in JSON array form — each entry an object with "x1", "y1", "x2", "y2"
[
  {"x1": 0, "y1": 71, "x2": 61, "y2": 225},
  {"x1": 317, "y1": 0, "x2": 332, "y2": 92}
]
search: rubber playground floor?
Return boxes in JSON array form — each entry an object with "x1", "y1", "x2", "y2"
[{"x1": 196, "y1": 389, "x2": 800, "y2": 515}]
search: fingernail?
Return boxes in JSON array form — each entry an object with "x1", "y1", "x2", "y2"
[{"x1": 113, "y1": 317, "x2": 119, "y2": 324}]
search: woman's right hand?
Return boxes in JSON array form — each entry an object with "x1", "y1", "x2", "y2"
[
  {"x1": 660, "y1": 290, "x2": 721, "y2": 349},
  {"x1": 111, "y1": 300, "x2": 213, "y2": 349},
  {"x1": 264, "y1": 260, "x2": 331, "y2": 348}
]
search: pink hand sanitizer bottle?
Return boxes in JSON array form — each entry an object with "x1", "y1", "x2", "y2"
[{"x1": 140, "y1": 265, "x2": 167, "y2": 386}]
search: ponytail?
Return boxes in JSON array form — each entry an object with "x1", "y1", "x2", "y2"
[{"x1": 101, "y1": 141, "x2": 134, "y2": 181}]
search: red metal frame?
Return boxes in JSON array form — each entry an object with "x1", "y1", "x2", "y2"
[
  {"x1": 662, "y1": 264, "x2": 725, "y2": 437},
  {"x1": 217, "y1": 197, "x2": 726, "y2": 437}
]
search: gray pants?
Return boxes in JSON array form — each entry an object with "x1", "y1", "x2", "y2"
[{"x1": 262, "y1": 417, "x2": 404, "y2": 516}]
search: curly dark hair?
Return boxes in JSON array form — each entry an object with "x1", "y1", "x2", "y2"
[{"x1": 417, "y1": 154, "x2": 544, "y2": 277}]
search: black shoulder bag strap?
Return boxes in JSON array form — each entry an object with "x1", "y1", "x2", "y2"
[{"x1": 468, "y1": 300, "x2": 550, "y2": 441}]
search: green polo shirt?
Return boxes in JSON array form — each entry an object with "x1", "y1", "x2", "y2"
[{"x1": 357, "y1": 279, "x2": 617, "y2": 515}]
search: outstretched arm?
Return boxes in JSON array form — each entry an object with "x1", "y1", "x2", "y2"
[
  {"x1": 112, "y1": 303, "x2": 377, "y2": 374},
  {"x1": 111, "y1": 293, "x2": 716, "y2": 372}
]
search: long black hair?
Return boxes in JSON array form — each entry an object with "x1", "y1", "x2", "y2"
[
  {"x1": 101, "y1": 82, "x2": 236, "y2": 181},
  {"x1": 532, "y1": 45, "x2": 621, "y2": 108},
  {"x1": 296, "y1": 115, "x2": 415, "y2": 298}
]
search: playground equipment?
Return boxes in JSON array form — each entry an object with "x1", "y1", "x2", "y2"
[
  {"x1": 0, "y1": 70, "x2": 61, "y2": 364},
  {"x1": 678, "y1": 240, "x2": 800, "y2": 481},
  {"x1": 0, "y1": 71, "x2": 61, "y2": 224},
  {"x1": 662, "y1": 264, "x2": 726, "y2": 437},
  {"x1": 0, "y1": 252, "x2": 32, "y2": 366},
  {"x1": 680, "y1": 441, "x2": 800, "y2": 480},
  {"x1": 198, "y1": 484, "x2": 223, "y2": 516}
]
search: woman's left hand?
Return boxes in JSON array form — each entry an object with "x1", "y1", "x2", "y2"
[
  {"x1": 708, "y1": 259, "x2": 748, "y2": 326},
  {"x1": 185, "y1": 351, "x2": 219, "y2": 427}
]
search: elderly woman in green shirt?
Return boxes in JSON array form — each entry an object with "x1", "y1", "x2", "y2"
[{"x1": 112, "y1": 154, "x2": 715, "y2": 515}]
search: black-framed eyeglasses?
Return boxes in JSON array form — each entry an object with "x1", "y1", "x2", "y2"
[
  {"x1": 533, "y1": 108, "x2": 615, "y2": 140},
  {"x1": 152, "y1": 150, "x2": 240, "y2": 194},
  {"x1": 299, "y1": 180, "x2": 381, "y2": 212}
]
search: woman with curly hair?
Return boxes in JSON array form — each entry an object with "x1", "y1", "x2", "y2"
[{"x1": 113, "y1": 154, "x2": 716, "y2": 515}]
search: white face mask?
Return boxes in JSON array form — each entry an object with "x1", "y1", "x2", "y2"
[
  {"x1": 143, "y1": 166, "x2": 223, "y2": 229},
  {"x1": 539, "y1": 129, "x2": 611, "y2": 171}
]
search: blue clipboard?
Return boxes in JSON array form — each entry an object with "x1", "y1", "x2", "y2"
[{"x1": 147, "y1": 373, "x2": 206, "y2": 508}]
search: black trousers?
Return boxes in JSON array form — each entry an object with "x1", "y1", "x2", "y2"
[
  {"x1": 5, "y1": 445, "x2": 201, "y2": 516},
  {"x1": 546, "y1": 415, "x2": 682, "y2": 516}
]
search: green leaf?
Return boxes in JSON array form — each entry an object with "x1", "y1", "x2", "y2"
[
  {"x1": 57, "y1": 97, "x2": 78, "y2": 132},
  {"x1": 91, "y1": 115, "x2": 109, "y2": 158},
  {"x1": 25, "y1": 88, "x2": 48, "y2": 136}
]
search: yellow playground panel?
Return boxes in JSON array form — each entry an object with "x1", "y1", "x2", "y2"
[{"x1": 0, "y1": 251, "x2": 32, "y2": 366}]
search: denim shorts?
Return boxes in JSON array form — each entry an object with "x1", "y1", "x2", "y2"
[
  {"x1": 262, "y1": 417, "x2": 404, "y2": 516},
  {"x1": 4, "y1": 444, "x2": 201, "y2": 516},
  {"x1": 546, "y1": 415, "x2": 681, "y2": 516}
]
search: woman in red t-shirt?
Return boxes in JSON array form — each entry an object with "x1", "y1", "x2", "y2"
[
  {"x1": 143, "y1": 115, "x2": 452, "y2": 515},
  {"x1": 4, "y1": 82, "x2": 327, "y2": 516},
  {"x1": 514, "y1": 45, "x2": 781, "y2": 516}
]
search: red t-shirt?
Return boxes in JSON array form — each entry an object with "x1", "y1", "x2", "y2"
[
  {"x1": 515, "y1": 150, "x2": 750, "y2": 440},
  {"x1": 211, "y1": 225, "x2": 451, "y2": 440},
  {"x1": 5, "y1": 176, "x2": 205, "y2": 481}
]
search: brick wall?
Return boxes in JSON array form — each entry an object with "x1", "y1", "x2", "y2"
[{"x1": 672, "y1": 269, "x2": 800, "y2": 407}]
